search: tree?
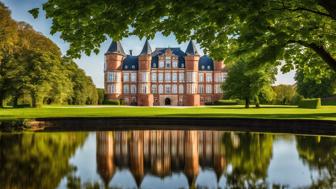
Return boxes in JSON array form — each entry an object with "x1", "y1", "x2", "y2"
[
  {"x1": 295, "y1": 65, "x2": 336, "y2": 98},
  {"x1": 222, "y1": 61, "x2": 276, "y2": 108},
  {"x1": 31, "y1": 0, "x2": 336, "y2": 75},
  {"x1": 272, "y1": 84, "x2": 297, "y2": 104}
]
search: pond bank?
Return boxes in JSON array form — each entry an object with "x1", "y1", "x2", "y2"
[{"x1": 2, "y1": 117, "x2": 334, "y2": 135}]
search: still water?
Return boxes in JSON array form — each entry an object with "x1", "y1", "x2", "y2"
[{"x1": 0, "y1": 130, "x2": 335, "y2": 189}]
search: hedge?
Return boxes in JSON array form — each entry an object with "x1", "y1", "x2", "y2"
[
  {"x1": 103, "y1": 100, "x2": 120, "y2": 105},
  {"x1": 298, "y1": 98, "x2": 321, "y2": 109},
  {"x1": 206, "y1": 99, "x2": 239, "y2": 105}
]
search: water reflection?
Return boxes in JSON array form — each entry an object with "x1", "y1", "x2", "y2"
[{"x1": 0, "y1": 131, "x2": 335, "y2": 189}]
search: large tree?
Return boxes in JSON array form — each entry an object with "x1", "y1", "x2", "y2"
[
  {"x1": 222, "y1": 61, "x2": 276, "y2": 108},
  {"x1": 31, "y1": 0, "x2": 336, "y2": 74}
]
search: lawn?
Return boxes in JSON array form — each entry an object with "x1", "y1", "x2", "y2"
[{"x1": 0, "y1": 105, "x2": 336, "y2": 121}]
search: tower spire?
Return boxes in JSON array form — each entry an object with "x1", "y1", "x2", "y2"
[
  {"x1": 140, "y1": 39, "x2": 152, "y2": 55},
  {"x1": 185, "y1": 40, "x2": 199, "y2": 55},
  {"x1": 106, "y1": 40, "x2": 126, "y2": 55}
]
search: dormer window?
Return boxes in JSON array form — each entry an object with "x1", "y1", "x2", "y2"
[
  {"x1": 132, "y1": 65, "x2": 135, "y2": 69},
  {"x1": 181, "y1": 63, "x2": 184, "y2": 68},
  {"x1": 165, "y1": 56, "x2": 171, "y2": 68},
  {"x1": 153, "y1": 63, "x2": 156, "y2": 68},
  {"x1": 201, "y1": 65, "x2": 205, "y2": 69},
  {"x1": 207, "y1": 65, "x2": 211, "y2": 70},
  {"x1": 125, "y1": 65, "x2": 128, "y2": 69}
]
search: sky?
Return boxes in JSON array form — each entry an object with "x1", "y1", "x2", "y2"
[{"x1": 1, "y1": 0, "x2": 295, "y2": 88}]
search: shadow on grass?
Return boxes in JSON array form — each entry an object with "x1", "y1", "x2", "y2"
[
  {"x1": 154, "y1": 113, "x2": 336, "y2": 120},
  {"x1": 206, "y1": 106, "x2": 298, "y2": 110}
]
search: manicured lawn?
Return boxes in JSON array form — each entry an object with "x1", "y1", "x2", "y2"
[{"x1": 0, "y1": 105, "x2": 336, "y2": 121}]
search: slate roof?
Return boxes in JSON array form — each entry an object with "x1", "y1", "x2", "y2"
[
  {"x1": 151, "y1": 48, "x2": 186, "y2": 68},
  {"x1": 106, "y1": 40, "x2": 214, "y2": 71},
  {"x1": 198, "y1": 55, "x2": 214, "y2": 71},
  {"x1": 106, "y1": 41, "x2": 126, "y2": 55},
  {"x1": 140, "y1": 39, "x2": 152, "y2": 55},
  {"x1": 122, "y1": 55, "x2": 138, "y2": 70},
  {"x1": 185, "y1": 40, "x2": 199, "y2": 55}
]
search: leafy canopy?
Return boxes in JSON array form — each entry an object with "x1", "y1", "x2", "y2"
[{"x1": 32, "y1": 0, "x2": 336, "y2": 74}]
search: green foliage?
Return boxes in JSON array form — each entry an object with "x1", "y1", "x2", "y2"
[
  {"x1": 298, "y1": 98, "x2": 321, "y2": 109},
  {"x1": 31, "y1": 0, "x2": 336, "y2": 75},
  {"x1": 103, "y1": 99, "x2": 120, "y2": 105},
  {"x1": 272, "y1": 85, "x2": 297, "y2": 105},
  {"x1": 206, "y1": 99, "x2": 239, "y2": 105},
  {"x1": 96, "y1": 88, "x2": 104, "y2": 105},
  {"x1": 295, "y1": 67, "x2": 336, "y2": 98},
  {"x1": 223, "y1": 61, "x2": 276, "y2": 108},
  {"x1": 0, "y1": 7, "x2": 98, "y2": 107}
]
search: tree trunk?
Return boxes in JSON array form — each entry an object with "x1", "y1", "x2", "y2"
[
  {"x1": 13, "y1": 95, "x2": 19, "y2": 107},
  {"x1": 289, "y1": 40, "x2": 336, "y2": 72},
  {"x1": 245, "y1": 97, "x2": 250, "y2": 108},
  {"x1": 318, "y1": 0, "x2": 336, "y2": 20},
  {"x1": 31, "y1": 93, "x2": 37, "y2": 108},
  {"x1": 255, "y1": 95, "x2": 260, "y2": 108},
  {"x1": 0, "y1": 93, "x2": 4, "y2": 108}
]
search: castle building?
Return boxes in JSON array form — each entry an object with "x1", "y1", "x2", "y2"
[{"x1": 104, "y1": 40, "x2": 227, "y2": 106}]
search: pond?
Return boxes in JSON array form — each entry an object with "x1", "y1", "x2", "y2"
[{"x1": 0, "y1": 130, "x2": 335, "y2": 189}]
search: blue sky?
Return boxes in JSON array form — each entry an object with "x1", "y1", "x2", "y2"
[{"x1": 1, "y1": 0, "x2": 295, "y2": 88}]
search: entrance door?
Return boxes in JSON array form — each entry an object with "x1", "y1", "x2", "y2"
[{"x1": 165, "y1": 98, "x2": 171, "y2": 105}]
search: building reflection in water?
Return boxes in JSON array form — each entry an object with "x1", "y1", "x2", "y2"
[{"x1": 96, "y1": 130, "x2": 226, "y2": 188}]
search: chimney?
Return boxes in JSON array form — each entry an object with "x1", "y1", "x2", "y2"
[{"x1": 129, "y1": 50, "x2": 133, "y2": 56}]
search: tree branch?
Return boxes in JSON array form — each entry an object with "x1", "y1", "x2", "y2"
[
  {"x1": 288, "y1": 40, "x2": 336, "y2": 71},
  {"x1": 272, "y1": 6, "x2": 333, "y2": 19}
]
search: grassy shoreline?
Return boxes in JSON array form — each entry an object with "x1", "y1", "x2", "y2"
[{"x1": 1, "y1": 105, "x2": 336, "y2": 121}]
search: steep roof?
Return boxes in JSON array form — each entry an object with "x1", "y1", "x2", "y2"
[
  {"x1": 151, "y1": 48, "x2": 186, "y2": 68},
  {"x1": 199, "y1": 55, "x2": 214, "y2": 71},
  {"x1": 140, "y1": 39, "x2": 152, "y2": 55},
  {"x1": 122, "y1": 55, "x2": 138, "y2": 70},
  {"x1": 106, "y1": 41, "x2": 126, "y2": 55},
  {"x1": 185, "y1": 40, "x2": 199, "y2": 55}
]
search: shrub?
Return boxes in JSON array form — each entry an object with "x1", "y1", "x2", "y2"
[
  {"x1": 298, "y1": 98, "x2": 321, "y2": 109},
  {"x1": 206, "y1": 99, "x2": 239, "y2": 105},
  {"x1": 103, "y1": 100, "x2": 120, "y2": 105},
  {"x1": 14, "y1": 104, "x2": 31, "y2": 108}
]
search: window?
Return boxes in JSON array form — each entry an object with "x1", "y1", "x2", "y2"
[
  {"x1": 109, "y1": 84, "x2": 116, "y2": 93},
  {"x1": 153, "y1": 63, "x2": 157, "y2": 68},
  {"x1": 158, "y1": 85, "x2": 163, "y2": 94},
  {"x1": 159, "y1": 60, "x2": 164, "y2": 68},
  {"x1": 165, "y1": 73, "x2": 171, "y2": 82},
  {"x1": 201, "y1": 65, "x2": 205, "y2": 70},
  {"x1": 206, "y1": 85, "x2": 212, "y2": 93},
  {"x1": 172, "y1": 60, "x2": 178, "y2": 68},
  {"x1": 179, "y1": 73, "x2": 184, "y2": 82},
  {"x1": 199, "y1": 85, "x2": 204, "y2": 93},
  {"x1": 199, "y1": 73, "x2": 204, "y2": 82},
  {"x1": 187, "y1": 72, "x2": 197, "y2": 82},
  {"x1": 214, "y1": 84, "x2": 222, "y2": 93},
  {"x1": 172, "y1": 72, "x2": 177, "y2": 82},
  {"x1": 179, "y1": 84, "x2": 184, "y2": 94},
  {"x1": 131, "y1": 85, "x2": 137, "y2": 94},
  {"x1": 108, "y1": 72, "x2": 119, "y2": 82},
  {"x1": 207, "y1": 65, "x2": 211, "y2": 70},
  {"x1": 151, "y1": 73, "x2": 157, "y2": 82},
  {"x1": 206, "y1": 73, "x2": 212, "y2": 82},
  {"x1": 131, "y1": 65, "x2": 135, "y2": 69},
  {"x1": 141, "y1": 85, "x2": 147, "y2": 94},
  {"x1": 131, "y1": 73, "x2": 137, "y2": 82},
  {"x1": 172, "y1": 85, "x2": 177, "y2": 94},
  {"x1": 158, "y1": 73, "x2": 163, "y2": 82},
  {"x1": 181, "y1": 63, "x2": 184, "y2": 68},
  {"x1": 123, "y1": 73, "x2": 129, "y2": 82},
  {"x1": 152, "y1": 85, "x2": 157, "y2": 94},
  {"x1": 187, "y1": 84, "x2": 197, "y2": 94},
  {"x1": 125, "y1": 65, "x2": 128, "y2": 69},
  {"x1": 165, "y1": 85, "x2": 171, "y2": 94},
  {"x1": 141, "y1": 72, "x2": 148, "y2": 82},
  {"x1": 123, "y1": 85, "x2": 129, "y2": 93}
]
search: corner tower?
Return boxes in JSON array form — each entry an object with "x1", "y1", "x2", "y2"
[
  {"x1": 137, "y1": 39, "x2": 154, "y2": 106},
  {"x1": 185, "y1": 40, "x2": 200, "y2": 106},
  {"x1": 104, "y1": 41, "x2": 125, "y2": 101}
]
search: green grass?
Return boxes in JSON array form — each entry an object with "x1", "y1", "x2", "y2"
[{"x1": 0, "y1": 105, "x2": 336, "y2": 121}]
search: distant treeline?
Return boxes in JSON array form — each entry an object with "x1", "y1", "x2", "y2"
[{"x1": 0, "y1": 3, "x2": 98, "y2": 107}]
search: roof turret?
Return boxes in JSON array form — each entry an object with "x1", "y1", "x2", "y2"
[
  {"x1": 106, "y1": 40, "x2": 126, "y2": 55},
  {"x1": 140, "y1": 39, "x2": 152, "y2": 55},
  {"x1": 185, "y1": 40, "x2": 199, "y2": 55}
]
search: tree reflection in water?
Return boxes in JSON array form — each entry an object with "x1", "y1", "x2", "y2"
[
  {"x1": 296, "y1": 135, "x2": 336, "y2": 189},
  {"x1": 0, "y1": 132, "x2": 87, "y2": 189}
]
